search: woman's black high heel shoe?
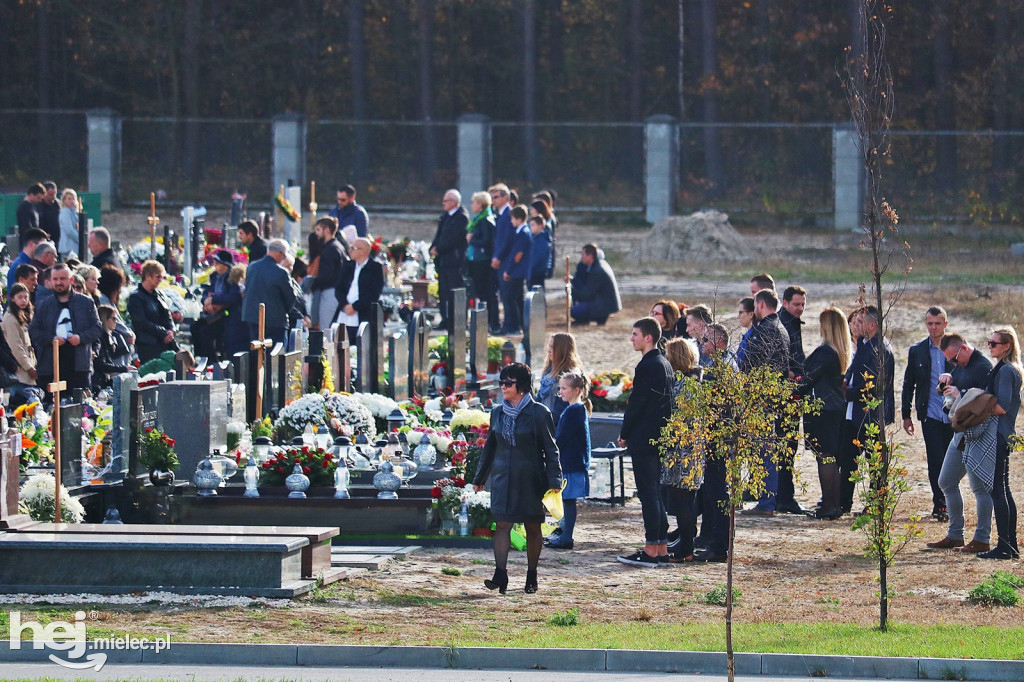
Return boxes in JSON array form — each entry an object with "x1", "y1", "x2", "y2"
[
  {"x1": 524, "y1": 569, "x2": 538, "y2": 594},
  {"x1": 484, "y1": 568, "x2": 508, "y2": 594}
]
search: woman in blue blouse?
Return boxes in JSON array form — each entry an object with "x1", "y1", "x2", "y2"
[{"x1": 546, "y1": 369, "x2": 591, "y2": 549}]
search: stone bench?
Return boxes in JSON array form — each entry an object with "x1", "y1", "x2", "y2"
[
  {"x1": 24, "y1": 523, "x2": 342, "y2": 584},
  {"x1": 0, "y1": 532, "x2": 314, "y2": 597}
]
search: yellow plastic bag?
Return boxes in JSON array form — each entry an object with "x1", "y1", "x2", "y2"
[{"x1": 542, "y1": 479, "x2": 568, "y2": 521}]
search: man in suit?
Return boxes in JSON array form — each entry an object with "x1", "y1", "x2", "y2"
[
  {"x1": 241, "y1": 239, "x2": 296, "y2": 346},
  {"x1": 569, "y1": 243, "x2": 622, "y2": 325},
  {"x1": 839, "y1": 305, "x2": 896, "y2": 513},
  {"x1": 430, "y1": 189, "x2": 469, "y2": 329},
  {"x1": 777, "y1": 285, "x2": 808, "y2": 515},
  {"x1": 489, "y1": 183, "x2": 513, "y2": 333},
  {"x1": 902, "y1": 306, "x2": 953, "y2": 521},
  {"x1": 334, "y1": 237, "x2": 385, "y2": 345},
  {"x1": 617, "y1": 317, "x2": 675, "y2": 568}
]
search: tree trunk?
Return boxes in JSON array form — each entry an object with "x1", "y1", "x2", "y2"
[
  {"x1": 700, "y1": 0, "x2": 723, "y2": 198},
  {"x1": 932, "y1": 0, "x2": 956, "y2": 192},
  {"x1": 182, "y1": 0, "x2": 202, "y2": 183},
  {"x1": 726, "y1": 501, "x2": 736, "y2": 682},
  {"x1": 417, "y1": 0, "x2": 437, "y2": 187},
  {"x1": 523, "y1": 0, "x2": 539, "y2": 184},
  {"x1": 348, "y1": 0, "x2": 370, "y2": 179}
]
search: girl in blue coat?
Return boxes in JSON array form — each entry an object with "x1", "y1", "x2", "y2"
[{"x1": 546, "y1": 369, "x2": 591, "y2": 549}]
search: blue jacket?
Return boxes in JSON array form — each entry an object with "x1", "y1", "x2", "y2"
[
  {"x1": 492, "y1": 204, "x2": 513, "y2": 265},
  {"x1": 556, "y1": 402, "x2": 591, "y2": 475},
  {"x1": 241, "y1": 255, "x2": 297, "y2": 329},
  {"x1": 503, "y1": 225, "x2": 533, "y2": 280},
  {"x1": 529, "y1": 226, "x2": 552, "y2": 280},
  {"x1": 205, "y1": 270, "x2": 247, "y2": 356},
  {"x1": 329, "y1": 203, "x2": 369, "y2": 238},
  {"x1": 7, "y1": 251, "x2": 31, "y2": 292}
]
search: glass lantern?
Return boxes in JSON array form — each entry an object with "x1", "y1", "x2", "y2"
[
  {"x1": 413, "y1": 433, "x2": 437, "y2": 469},
  {"x1": 386, "y1": 433, "x2": 404, "y2": 460},
  {"x1": 331, "y1": 435, "x2": 352, "y2": 464},
  {"x1": 397, "y1": 431, "x2": 410, "y2": 457},
  {"x1": 333, "y1": 459, "x2": 351, "y2": 499},
  {"x1": 398, "y1": 456, "x2": 418, "y2": 485},
  {"x1": 373, "y1": 438, "x2": 389, "y2": 464},
  {"x1": 253, "y1": 436, "x2": 273, "y2": 463},
  {"x1": 314, "y1": 425, "x2": 332, "y2": 451},
  {"x1": 386, "y1": 408, "x2": 406, "y2": 433},
  {"x1": 243, "y1": 453, "x2": 260, "y2": 498},
  {"x1": 302, "y1": 423, "x2": 316, "y2": 447}
]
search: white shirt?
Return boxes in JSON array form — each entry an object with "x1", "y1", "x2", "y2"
[{"x1": 336, "y1": 260, "x2": 367, "y2": 326}]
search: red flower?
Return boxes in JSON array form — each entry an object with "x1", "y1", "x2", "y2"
[
  {"x1": 321, "y1": 461, "x2": 329, "y2": 468},
  {"x1": 145, "y1": 428, "x2": 153, "y2": 433},
  {"x1": 452, "y1": 477, "x2": 465, "y2": 487},
  {"x1": 430, "y1": 487, "x2": 442, "y2": 498},
  {"x1": 302, "y1": 446, "x2": 310, "y2": 455},
  {"x1": 303, "y1": 466, "x2": 311, "y2": 474},
  {"x1": 276, "y1": 466, "x2": 285, "y2": 473}
]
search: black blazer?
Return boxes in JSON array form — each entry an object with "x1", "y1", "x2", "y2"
[
  {"x1": 902, "y1": 338, "x2": 950, "y2": 422},
  {"x1": 430, "y1": 207, "x2": 469, "y2": 269},
  {"x1": 312, "y1": 238, "x2": 348, "y2": 291},
  {"x1": 797, "y1": 344, "x2": 846, "y2": 412},
  {"x1": 334, "y1": 258, "x2": 385, "y2": 323},
  {"x1": 620, "y1": 349, "x2": 675, "y2": 458},
  {"x1": 845, "y1": 334, "x2": 896, "y2": 425}
]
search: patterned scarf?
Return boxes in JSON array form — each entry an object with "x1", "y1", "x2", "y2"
[{"x1": 501, "y1": 392, "x2": 532, "y2": 446}]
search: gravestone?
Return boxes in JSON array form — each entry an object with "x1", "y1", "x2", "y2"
[
  {"x1": 523, "y1": 287, "x2": 547, "y2": 368},
  {"x1": 290, "y1": 327, "x2": 306, "y2": 357},
  {"x1": 372, "y1": 304, "x2": 388, "y2": 396},
  {"x1": 304, "y1": 330, "x2": 324, "y2": 394},
  {"x1": 110, "y1": 372, "x2": 138, "y2": 474},
  {"x1": 231, "y1": 351, "x2": 252, "y2": 422},
  {"x1": 468, "y1": 304, "x2": 489, "y2": 386},
  {"x1": 408, "y1": 311, "x2": 429, "y2": 397},
  {"x1": 388, "y1": 330, "x2": 410, "y2": 401},
  {"x1": 158, "y1": 381, "x2": 229, "y2": 478},
  {"x1": 127, "y1": 386, "x2": 160, "y2": 477},
  {"x1": 446, "y1": 288, "x2": 467, "y2": 392},
  {"x1": 58, "y1": 403, "x2": 86, "y2": 486},
  {"x1": 266, "y1": 343, "x2": 284, "y2": 413},
  {"x1": 211, "y1": 361, "x2": 233, "y2": 381},
  {"x1": 279, "y1": 349, "x2": 303, "y2": 407},
  {"x1": 355, "y1": 321, "x2": 372, "y2": 393},
  {"x1": 327, "y1": 323, "x2": 350, "y2": 393},
  {"x1": 229, "y1": 382, "x2": 246, "y2": 421},
  {"x1": 1, "y1": 431, "x2": 32, "y2": 529}
]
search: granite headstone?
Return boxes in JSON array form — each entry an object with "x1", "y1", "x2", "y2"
[
  {"x1": 388, "y1": 330, "x2": 410, "y2": 401},
  {"x1": 408, "y1": 311, "x2": 429, "y2": 398},
  {"x1": 468, "y1": 304, "x2": 489, "y2": 385},
  {"x1": 158, "y1": 381, "x2": 229, "y2": 478},
  {"x1": 127, "y1": 386, "x2": 160, "y2": 477},
  {"x1": 447, "y1": 288, "x2": 467, "y2": 392},
  {"x1": 523, "y1": 287, "x2": 547, "y2": 368}
]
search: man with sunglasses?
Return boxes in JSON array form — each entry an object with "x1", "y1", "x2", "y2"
[
  {"x1": 926, "y1": 332, "x2": 993, "y2": 552},
  {"x1": 901, "y1": 307, "x2": 954, "y2": 522}
]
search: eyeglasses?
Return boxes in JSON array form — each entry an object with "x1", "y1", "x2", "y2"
[
  {"x1": 650, "y1": 310, "x2": 663, "y2": 317},
  {"x1": 499, "y1": 379, "x2": 518, "y2": 388},
  {"x1": 988, "y1": 340, "x2": 1007, "y2": 348}
]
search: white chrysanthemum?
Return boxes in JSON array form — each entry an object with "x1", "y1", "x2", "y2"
[
  {"x1": 349, "y1": 392, "x2": 399, "y2": 419},
  {"x1": 325, "y1": 393, "x2": 376, "y2": 440},
  {"x1": 19, "y1": 473, "x2": 85, "y2": 523},
  {"x1": 449, "y1": 408, "x2": 489, "y2": 432}
]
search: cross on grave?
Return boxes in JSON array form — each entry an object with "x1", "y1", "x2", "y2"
[
  {"x1": 48, "y1": 339, "x2": 68, "y2": 523},
  {"x1": 250, "y1": 303, "x2": 274, "y2": 419},
  {"x1": 148, "y1": 192, "x2": 160, "y2": 259}
]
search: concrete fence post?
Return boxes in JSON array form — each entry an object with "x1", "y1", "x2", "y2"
[
  {"x1": 833, "y1": 123, "x2": 865, "y2": 231},
  {"x1": 457, "y1": 114, "x2": 491, "y2": 201},
  {"x1": 272, "y1": 114, "x2": 307, "y2": 194},
  {"x1": 87, "y1": 109, "x2": 121, "y2": 211},
  {"x1": 644, "y1": 115, "x2": 678, "y2": 225}
]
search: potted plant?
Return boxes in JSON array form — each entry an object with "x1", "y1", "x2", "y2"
[
  {"x1": 19, "y1": 473, "x2": 85, "y2": 523},
  {"x1": 463, "y1": 489, "x2": 494, "y2": 536},
  {"x1": 139, "y1": 427, "x2": 179, "y2": 485}
]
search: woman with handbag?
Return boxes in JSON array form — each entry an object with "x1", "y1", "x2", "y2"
[{"x1": 472, "y1": 363, "x2": 562, "y2": 594}]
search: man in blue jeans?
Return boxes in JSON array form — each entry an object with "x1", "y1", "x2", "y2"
[{"x1": 617, "y1": 317, "x2": 675, "y2": 567}]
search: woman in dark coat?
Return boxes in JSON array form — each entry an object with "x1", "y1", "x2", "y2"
[
  {"x1": 796, "y1": 306, "x2": 851, "y2": 520},
  {"x1": 472, "y1": 362, "x2": 562, "y2": 594}
]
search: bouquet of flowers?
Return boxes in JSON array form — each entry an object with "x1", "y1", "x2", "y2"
[
  {"x1": 448, "y1": 423, "x2": 489, "y2": 481},
  {"x1": 350, "y1": 392, "x2": 399, "y2": 422},
  {"x1": 274, "y1": 193, "x2": 300, "y2": 222},
  {"x1": 430, "y1": 476, "x2": 467, "y2": 516},
  {"x1": 19, "y1": 473, "x2": 85, "y2": 523},
  {"x1": 139, "y1": 427, "x2": 179, "y2": 471},
  {"x1": 408, "y1": 425, "x2": 452, "y2": 453},
  {"x1": 463, "y1": 489, "x2": 493, "y2": 530},
  {"x1": 13, "y1": 402, "x2": 52, "y2": 470},
  {"x1": 325, "y1": 393, "x2": 376, "y2": 440},
  {"x1": 251, "y1": 416, "x2": 274, "y2": 440},
  {"x1": 258, "y1": 445, "x2": 337, "y2": 487},
  {"x1": 386, "y1": 237, "x2": 411, "y2": 263},
  {"x1": 274, "y1": 394, "x2": 327, "y2": 443},
  {"x1": 590, "y1": 369, "x2": 634, "y2": 413},
  {"x1": 449, "y1": 408, "x2": 490, "y2": 433}
]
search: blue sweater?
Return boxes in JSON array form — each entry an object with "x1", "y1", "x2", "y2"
[
  {"x1": 555, "y1": 403, "x2": 591, "y2": 475},
  {"x1": 529, "y1": 226, "x2": 552, "y2": 280},
  {"x1": 503, "y1": 225, "x2": 533, "y2": 280},
  {"x1": 328, "y1": 203, "x2": 369, "y2": 238}
]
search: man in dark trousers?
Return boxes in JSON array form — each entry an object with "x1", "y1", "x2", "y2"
[
  {"x1": 334, "y1": 237, "x2": 385, "y2": 345},
  {"x1": 569, "y1": 243, "x2": 622, "y2": 326},
  {"x1": 617, "y1": 317, "x2": 675, "y2": 568},
  {"x1": 38, "y1": 181, "x2": 61, "y2": 245},
  {"x1": 241, "y1": 239, "x2": 296, "y2": 346},
  {"x1": 238, "y1": 219, "x2": 267, "y2": 263},
  {"x1": 776, "y1": 284, "x2": 807, "y2": 514},
  {"x1": 310, "y1": 217, "x2": 348, "y2": 330},
  {"x1": 430, "y1": 189, "x2": 469, "y2": 329},
  {"x1": 839, "y1": 306, "x2": 896, "y2": 514},
  {"x1": 740, "y1": 288, "x2": 791, "y2": 516},
  {"x1": 29, "y1": 263, "x2": 103, "y2": 394},
  {"x1": 902, "y1": 306, "x2": 953, "y2": 521}
]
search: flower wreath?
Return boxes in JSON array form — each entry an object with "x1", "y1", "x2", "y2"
[{"x1": 274, "y1": 193, "x2": 300, "y2": 223}]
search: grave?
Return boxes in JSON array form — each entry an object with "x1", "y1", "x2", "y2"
[
  {"x1": 279, "y1": 348, "x2": 303, "y2": 408},
  {"x1": 304, "y1": 330, "x2": 324, "y2": 394},
  {"x1": 355, "y1": 321, "x2": 372, "y2": 393},
  {"x1": 231, "y1": 350, "x2": 253, "y2": 422},
  {"x1": 110, "y1": 372, "x2": 138, "y2": 476},
  {"x1": 408, "y1": 311, "x2": 429, "y2": 397},
  {"x1": 1, "y1": 430, "x2": 32, "y2": 530},
  {"x1": 266, "y1": 343, "x2": 284, "y2": 413},
  {"x1": 157, "y1": 381, "x2": 229, "y2": 478},
  {"x1": 127, "y1": 385, "x2": 160, "y2": 478},
  {"x1": 57, "y1": 402, "x2": 86, "y2": 485},
  {"x1": 372, "y1": 303, "x2": 388, "y2": 396},
  {"x1": 446, "y1": 289, "x2": 468, "y2": 392},
  {"x1": 523, "y1": 286, "x2": 547, "y2": 368},
  {"x1": 468, "y1": 304, "x2": 489, "y2": 390},
  {"x1": 327, "y1": 323, "x2": 351, "y2": 393},
  {"x1": 388, "y1": 329, "x2": 410, "y2": 402}
]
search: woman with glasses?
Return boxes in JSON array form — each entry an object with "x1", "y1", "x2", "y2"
[
  {"x1": 979, "y1": 329, "x2": 1021, "y2": 559},
  {"x1": 650, "y1": 300, "x2": 680, "y2": 347},
  {"x1": 472, "y1": 363, "x2": 562, "y2": 594}
]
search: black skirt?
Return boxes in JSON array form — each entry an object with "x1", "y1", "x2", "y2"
[{"x1": 804, "y1": 409, "x2": 845, "y2": 458}]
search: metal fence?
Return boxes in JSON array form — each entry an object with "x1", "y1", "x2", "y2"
[{"x1": 1, "y1": 110, "x2": 1022, "y2": 223}]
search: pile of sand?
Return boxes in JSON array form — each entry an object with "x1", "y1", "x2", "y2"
[{"x1": 637, "y1": 209, "x2": 753, "y2": 264}]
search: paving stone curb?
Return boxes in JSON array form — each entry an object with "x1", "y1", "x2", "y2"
[{"x1": 1, "y1": 642, "x2": 1021, "y2": 679}]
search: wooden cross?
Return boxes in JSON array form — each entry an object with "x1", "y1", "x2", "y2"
[
  {"x1": 564, "y1": 255, "x2": 572, "y2": 333},
  {"x1": 48, "y1": 338, "x2": 68, "y2": 523},
  {"x1": 309, "y1": 180, "x2": 318, "y2": 228},
  {"x1": 250, "y1": 303, "x2": 274, "y2": 418},
  {"x1": 148, "y1": 192, "x2": 160, "y2": 259}
]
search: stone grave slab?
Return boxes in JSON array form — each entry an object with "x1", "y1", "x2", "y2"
[
  {"x1": 157, "y1": 381, "x2": 229, "y2": 478},
  {"x1": 447, "y1": 288, "x2": 467, "y2": 391},
  {"x1": 408, "y1": 311, "x2": 429, "y2": 397},
  {"x1": 331, "y1": 545, "x2": 421, "y2": 558},
  {"x1": 523, "y1": 287, "x2": 547, "y2": 368},
  {"x1": 127, "y1": 386, "x2": 159, "y2": 477},
  {"x1": 279, "y1": 349, "x2": 303, "y2": 407},
  {"x1": 27, "y1": 523, "x2": 344, "y2": 584},
  {"x1": 329, "y1": 553, "x2": 394, "y2": 571},
  {"x1": 372, "y1": 304, "x2": 388, "y2": 395},
  {"x1": 0, "y1": 532, "x2": 314, "y2": 598},
  {"x1": 110, "y1": 372, "x2": 138, "y2": 474},
  {"x1": 1, "y1": 430, "x2": 32, "y2": 529},
  {"x1": 468, "y1": 305, "x2": 489, "y2": 385},
  {"x1": 388, "y1": 330, "x2": 410, "y2": 401},
  {"x1": 58, "y1": 403, "x2": 85, "y2": 485}
]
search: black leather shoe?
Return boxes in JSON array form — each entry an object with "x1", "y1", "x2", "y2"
[
  {"x1": 525, "y1": 569, "x2": 538, "y2": 593},
  {"x1": 692, "y1": 550, "x2": 727, "y2": 563},
  {"x1": 776, "y1": 500, "x2": 805, "y2": 515},
  {"x1": 484, "y1": 568, "x2": 508, "y2": 594}
]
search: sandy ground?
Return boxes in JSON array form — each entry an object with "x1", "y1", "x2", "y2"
[{"x1": 82, "y1": 209, "x2": 1023, "y2": 640}]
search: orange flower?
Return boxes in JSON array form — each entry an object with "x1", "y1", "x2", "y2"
[{"x1": 22, "y1": 436, "x2": 37, "y2": 449}]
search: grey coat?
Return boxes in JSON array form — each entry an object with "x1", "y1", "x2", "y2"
[{"x1": 473, "y1": 401, "x2": 563, "y2": 522}]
